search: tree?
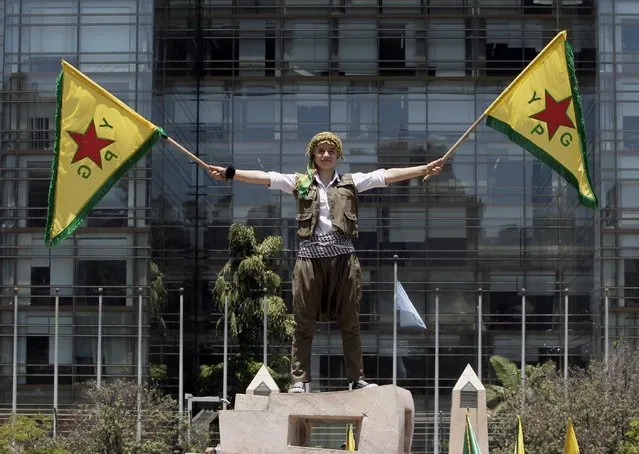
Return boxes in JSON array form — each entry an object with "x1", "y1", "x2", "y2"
[
  {"x1": 149, "y1": 260, "x2": 168, "y2": 337},
  {"x1": 620, "y1": 412, "x2": 639, "y2": 454},
  {"x1": 0, "y1": 415, "x2": 69, "y2": 454},
  {"x1": 63, "y1": 379, "x2": 201, "y2": 454},
  {"x1": 486, "y1": 355, "x2": 556, "y2": 413},
  {"x1": 490, "y1": 344, "x2": 639, "y2": 454},
  {"x1": 148, "y1": 260, "x2": 169, "y2": 388},
  {"x1": 199, "y1": 223, "x2": 294, "y2": 405}
]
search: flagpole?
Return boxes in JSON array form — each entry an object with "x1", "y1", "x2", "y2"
[
  {"x1": 53, "y1": 288, "x2": 59, "y2": 438},
  {"x1": 392, "y1": 255, "x2": 398, "y2": 386},
  {"x1": 263, "y1": 287, "x2": 268, "y2": 366},
  {"x1": 604, "y1": 288, "x2": 609, "y2": 367},
  {"x1": 12, "y1": 288, "x2": 18, "y2": 415},
  {"x1": 223, "y1": 294, "x2": 229, "y2": 410},
  {"x1": 423, "y1": 31, "x2": 569, "y2": 184},
  {"x1": 179, "y1": 288, "x2": 184, "y2": 416},
  {"x1": 164, "y1": 136, "x2": 209, "y2": 170},
  {"x1": 477, "y1": 288, "x2": 482, "y2": 380},
  {"x1": 434, "y1": 288, "x2": 440, "y2": 454},
  {"x1": 422, "y1": 112, "x2": 487, "y2": 183},
  {"x1": 564, "y1": 288, "x2": 569, "y2": 382},
  {"x1": 521, "y1": 288, "x2": 526, "y2": 391},
  {"x1": 137, "y1": 287, "x2": 143, "y2": 442},
  {"x1": 97, "y1": 288, "x2": 103, "y2": 388}
]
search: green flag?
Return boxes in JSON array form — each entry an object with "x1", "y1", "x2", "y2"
[{"x1": 463, "y1": 414, "x2": 482, "y2": 454}]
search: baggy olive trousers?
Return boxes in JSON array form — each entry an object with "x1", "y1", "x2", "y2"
[{"x1": 291, "y1": 253, "x2": 364, "y2": 383}]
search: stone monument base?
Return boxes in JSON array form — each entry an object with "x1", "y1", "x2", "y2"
[{"x1": 218, "y1": 385, "x2": 415, "y2": 453}]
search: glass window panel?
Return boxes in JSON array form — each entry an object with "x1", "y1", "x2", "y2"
[
  {"x1": 234, "y1": 86, "x2": 279, "y2": 141},
  {"x1": 331, "y1": 88, "x2": 378, "y2": 140},
  {"x1": 428, "y1": 93, "x2": 473, "y2": 132},
  {"x1": 379, "y1": 90, "x2": 409, "y2": 139},
  {"x1": 80, "y1": 5, "x2": 135, "y2": 71},
  {"x1": 283, "y1": 21, "x2": 329, "y2": 76},
  {"x1": 26, "y1": 172, "x2": 48, "y2": 228},
  {"x1": 617, "y1": 0, "x2": 639, "y2": 15},
  {"x1": 480, "y1": 205, "x2": 524, "y2": 243},
  {"x1": 623, "y1": 116, "x2": 639, "y2": 150},
  {"x1": 428, "y1": 207, "x2": 467, "y2": 239},
  {"x1": 283, "y1": 87, "x2": 329, "y2": 139},
  {"x1": 87, "y1": 180, "x2": 129, "y2": 228},
  {"x1": 339, "y1": 21, "x2": 377, "y2": 75},
  {"x1": 238, "y1": 20, "x2": 266, "y2": 76},
  {"x1": 407, "y1": 90, "x2": 426, "y2": 128},
  {"x1": 21, "y1": 3, "x2": 77, "y2": 55},
  {"x1": 378, "y1": 22, "x2": 417, "y2": 75},
  {"x1": 388, "y1": 207, "x2": 425, "y2": 243},
  {"x1": 76, "y1": 260, "x2": 127, "y2": 306},
  {"x1": 428, "y1": 20, "x2": 466, "y2": 76}
]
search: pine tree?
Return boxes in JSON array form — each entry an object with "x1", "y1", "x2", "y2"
[{"x1": 199, "y1": 223, "x2": 294, "y2": 405}]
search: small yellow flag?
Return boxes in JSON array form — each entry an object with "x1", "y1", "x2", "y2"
[
  {"x1": 345, "y1": 424, "x2": 356, "y2": 451},
  {"x1": 46, "y1": 60, "x2": 165, "y2": 246},
  {"x1": 564, "y1": 418, "x2": 580, "y2": 454},
  {"x1": 515, "y1": 415, "x2": 525, "y2": 454},
  {"x1": 485, "y1": 31, "x2": 597, "y2": 209}
]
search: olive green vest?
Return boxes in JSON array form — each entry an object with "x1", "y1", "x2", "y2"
[{"x1": 293, "y1": 174, "x2": 359, "y2": 239}]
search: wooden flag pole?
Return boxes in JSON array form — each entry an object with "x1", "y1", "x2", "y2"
[
  {"x1": 422, "y1": 110, "x2": 488, "y2": 183},
  {"x1": 164, "y1": 136, "x2": 210, "y2": 170}
]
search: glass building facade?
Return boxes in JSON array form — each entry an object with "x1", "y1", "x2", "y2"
[
  {"x1": 1, "y1": 0, "x2": 639, "y2": 450},
  {"x1": 0, "y1": 0, "x2": 154, "y2": 405}
]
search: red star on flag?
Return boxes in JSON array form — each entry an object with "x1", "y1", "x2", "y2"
[
  {"x1": 68, "y1": 119, "x2": 114, "y2": 169},
  {"x1": 530, "y1": 90, "x2": 575, "y2": 141}
]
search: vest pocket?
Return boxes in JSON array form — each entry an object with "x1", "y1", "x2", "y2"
[
  {"x1": 342, "y1": 210, "x2": 358, "y2": 237},
  {"x1": 296, "y1": 211, "x2": 314, "y2": 238}
]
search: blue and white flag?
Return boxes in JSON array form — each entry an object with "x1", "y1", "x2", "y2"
[{"x1": 396, "y1": 281, "x2": 427, "y2": 329}]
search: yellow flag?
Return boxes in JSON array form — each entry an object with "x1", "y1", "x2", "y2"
[
  {"x1": 485, "y1": 30, "x2": 597, "y2": 209},
  {"x1": 564, "y1": 418, "x2": 580, "y2": 454},
  {"x1": 515, "y1": 415, "x2": 525, "y2": 454},
  {"x1": 345, "y1": 424, "x2": 356, "y2": 451},
  {"x1": 45, "y1": 60, "x2": 165, "y2": 246}
]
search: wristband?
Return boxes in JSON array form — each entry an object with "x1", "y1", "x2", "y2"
[{"x1": 225, "y1": 165, "x2": 236, "y2": 180}]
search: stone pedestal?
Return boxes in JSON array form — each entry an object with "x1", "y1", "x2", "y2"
[{"x1": 218, "y1": 385, "x2": 414, "y2": 453}]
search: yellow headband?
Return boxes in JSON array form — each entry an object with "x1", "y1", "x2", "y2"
[{"x1": 305, "y1": 131, "x2": 343, "y2": 159}]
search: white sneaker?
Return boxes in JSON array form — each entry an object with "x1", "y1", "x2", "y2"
[
  {"x1": 288, "y1": 382, "x2": 306, "y2": 393},
  {"x1": 350, "y1": 379, "x2": 378, "y2": 390}
]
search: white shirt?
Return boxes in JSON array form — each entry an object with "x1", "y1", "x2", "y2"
[{"x1": 268, "y1": 169, "x2": 387, "y2": 236}]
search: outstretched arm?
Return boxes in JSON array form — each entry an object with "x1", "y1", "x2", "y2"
[
  {"x1": 383, "y1": 158, "x2": 444, "y2": 185},
  {"x1": 207, "y1": 165, "x2": 271, "y2": 186}
]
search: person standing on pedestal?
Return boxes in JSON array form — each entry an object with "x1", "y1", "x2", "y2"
[{"x1": 208, "y1": 131, "x2": 443, "y2": 392}]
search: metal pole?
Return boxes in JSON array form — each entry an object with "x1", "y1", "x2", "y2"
[
  {"x1": 12, "y1": 288, "x2": 18, "y2": 415},
  {"x1": 392, "y1": 255, "x2": 398, "y2": 386},
  {"x1": 53, "y1": 288, "x2": 59, "y2": 438},
  {"x1": 97, "y1": 288, "x2": 103, "y2": 388},
  {"x1": 137, "y1": 287, "x2": 143, "y2": 441},
  {"x1": 477, "y1": 288, "x2": 482, "y2": 381},
  {"x1": 434, "y1": 288, "x2": 440, "y2": 454},
  {"x1": 263, "y1": 288, "x2": 268, "y2": 366},
  {"x1": 521, "y1": 288, "x2": 526, "y2": 390},
  {"x1": 223, "y1": 294, "x2": 229, "y2": 410},
  {"x1": 564, "y1": 288, "x2": 569, "y2": 382},
  {"x1": 604, "y1": 288, "x2": 610, "y2": 366},
  {"x1": 179, "y1": 288, "x2": 184, "y2": 416}
]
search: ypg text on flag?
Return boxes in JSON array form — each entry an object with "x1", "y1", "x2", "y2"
[
  {"x1": 46, "y1": 60, "x2": 165, "y2": 247},
  {"x1": 485, "y1": 31, "x2": 597, "y2": 210}
]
